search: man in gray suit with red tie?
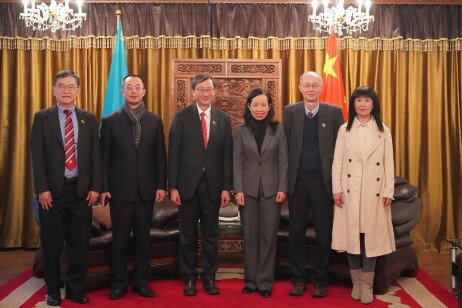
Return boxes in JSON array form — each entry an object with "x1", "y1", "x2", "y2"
[
  {"x1": 284, "y1": 71, "x2": 344, "y2": 298},
  {"x1": 31, "y1": 70, "x2": 101, "y2": 306},
  {"x1": 168, "y1": 74, "x2": 233, "y2": 296}
]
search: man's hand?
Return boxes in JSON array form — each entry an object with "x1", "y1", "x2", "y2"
[
  {"x1": 155, "y1": 190, "x2": 167, "y2": 203},
  {"x1": 382, "y1": 197, "x2": 392, "y2": 207},
  {"x1": 100, "y1": 192, "x2": 111, "y2": 206},
  {"x1": 221, "y1": 190, "x2": 230, "y2": 208},
  {"x1": 276, "y1": 192, "x2": 286, "y2": 203},
  {"x1": 235, "y1": 192, "x2": 245, "y2": 206},
  {"x1": 86, "y1": 191, "x2": 99, "y2": 206},
  {"x1": 333, "y1": 193, "x2": 344, "y2": 208},
  {"x1": 170, "y1": 188, "x2": 181, "y2": 206},
  {"x1": 39, "y1": 191, "x2": 53, "y2": 210}
]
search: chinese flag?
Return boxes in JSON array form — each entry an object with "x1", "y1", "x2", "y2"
[{"x1": 320, "y1": 29, "x2": 348, "y2": 121}]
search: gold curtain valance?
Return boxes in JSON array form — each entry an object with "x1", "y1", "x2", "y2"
[{"x1": 1, "y1": 36, "x2": 462, "y2": 52}]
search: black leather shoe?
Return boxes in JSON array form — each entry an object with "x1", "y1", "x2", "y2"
[
  {"x1": 203, "y1": 280, "x2": 220, "y2": 295},
  {"x1": 183, "y1": 280, "x2": 197, "y2": 296},
  {"x1": 241, "y1": 286, "x2": 257, "y2": 294},
  {"x1": 259, "y1": 290, "x2": 272, "y2": 298},
  {"x1": 65, "y1": 292, "x2": 89, "y2": 304},
  {"x1": 109, "y1": 288, "x2": 127, "y2": 300},
  {"x1": 46, "y1": 293, "x2": 61, "y2": 306},
  {"x1": 133, "y1": 285, "x2": 154, "y2": 298}
]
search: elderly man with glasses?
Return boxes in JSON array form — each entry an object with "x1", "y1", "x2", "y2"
[{"x1": 283, "y1": 71, "x2": 344, "y2": 298}]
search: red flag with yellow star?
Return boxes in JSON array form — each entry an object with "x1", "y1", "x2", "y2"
[{"x1": 320, "y1": 29, "x2": 348, "y2": 121}]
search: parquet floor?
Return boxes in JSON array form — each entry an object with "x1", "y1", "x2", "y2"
[{"x1": 0, "y1": 250, "x2": 453, "y2": 292}]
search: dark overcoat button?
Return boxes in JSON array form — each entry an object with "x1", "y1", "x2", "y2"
[
  {"x1": 376, "y1": 193, "x2": 380, "y2": 197},
  {"x1": 376, "y1": 162, "x2": 380, "y2": 166},
  {"x1": 377, "y1": 178, "x2": 380, "y2": 181}
]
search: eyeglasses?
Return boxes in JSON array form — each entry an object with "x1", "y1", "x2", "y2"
[
  {"x1": 300, "y1": 83, "x2": 322, "y2": 90},
  {"x1": 123, "y1": 86, "x2": 144, "y2": 92},
  {"x1": 195, "y1": 88, "x2": 215, "y2": 94},
  {"x1": 56, "y1": 84, "x2": 78, "y2": 91}
]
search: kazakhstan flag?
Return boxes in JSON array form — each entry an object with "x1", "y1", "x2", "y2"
[{"x1": 102, "y1": 19, "x2": 128, "y2": 118}]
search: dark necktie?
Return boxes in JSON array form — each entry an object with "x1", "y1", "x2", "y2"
[
  {"x1": 63, "y1": 110, "x2": 76, "y2": 171},
  {"x1": 200, "y1": 112, "x2": 208, "y2": 148},
  {"x1": 307, "y1": 111, "x2": 314, "y2": 119}
]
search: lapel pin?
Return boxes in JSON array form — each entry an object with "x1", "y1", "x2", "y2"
[
  {"x1": 322, "y1": 123, "x2": 326, "y2": 127},
  {"x1": 212, "y1": 121, "x2": 216, "y2": 125},
  {"x1": 81, "y1": 119, "x2": 85, "y2": 124}
]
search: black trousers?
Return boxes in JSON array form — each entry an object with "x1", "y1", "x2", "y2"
[
  {"x1": 288, "y1": 178, "x2": 333, "y2": 284},
  {"x1": 178, "y1": 176, "x2": 220, "y2": 281},
  {"x1": 39, "y1": 182, "x2": 92, "y2": 295},
  {"x1": 110, "y1": 192, "x2": 154, "y2": 290}
]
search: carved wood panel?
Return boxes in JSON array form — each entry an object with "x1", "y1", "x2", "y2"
[{"x1": 172, "y1": 59, "x2": 283, "y2": 133}]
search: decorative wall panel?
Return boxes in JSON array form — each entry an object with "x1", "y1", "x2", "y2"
[{"x1": 172, "y1": 59, "x2": 282, "y2": 133}]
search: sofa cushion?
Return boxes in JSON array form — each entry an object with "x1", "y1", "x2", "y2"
[
  {"x1": 92, "y1": 203, "x2": 112, "y2": 230},
  {"x1": 91, "y1": 219, "x2": 103, "y2": 236},
  {"x1": 152, "y1": 199, "x2": 179, "y2": 229},
  {"x1": 219, "y1": 203, "x2": 240, "y2": 221}
]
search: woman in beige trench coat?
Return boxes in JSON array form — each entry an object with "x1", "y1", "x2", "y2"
[{"x1": 331, "y1": 86, "x2": 395, "y2": 305}]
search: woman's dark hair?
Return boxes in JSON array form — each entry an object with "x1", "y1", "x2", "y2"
[
  {"x1": 244, "y1": 88, "x2": 278, "y2": 134},
  {"x1": 346, "y1": 86, "x2": 384, "y2": 132}
]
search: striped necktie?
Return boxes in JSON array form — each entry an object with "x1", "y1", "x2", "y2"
[
  {"x1": 200, "y1": 112, "x2": 208, "y2": 148},
  {"x1": 63, "y1": 110, "x2": 76, "y2": 171}
]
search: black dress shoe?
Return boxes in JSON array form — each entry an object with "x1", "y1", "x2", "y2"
[
  {"x1": 259, "y1": 290, "x2": 272, "y2": 298},
  {"x1": 241, "y1": 286, "x2": 257, "y2": 294},
  {"x1": 183, "y1": 280, "x2": 197, "y2": 296},
  {"x1": 133, "y1": 285, "x2": 154, "y2": 298},
  {"x1": 46, "y1": 293, "x2": 62, "y2": 306},
  {"x1": 203, "y1": 280, "x2": 220, "y2": 295},
  {"x1": 65, "y1": 292, "x2": 89, "y2": 304},
  {"x1": 109, "y1": 288, "x2": 128, "y2": 300}
]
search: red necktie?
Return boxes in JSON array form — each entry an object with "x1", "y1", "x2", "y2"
[
  {"x1": 63, "y1": 110, "x2": 76, "y2": 171},
  {"x1": 307, "y1": 111, "x2": 313, "y2": 119},
  {"x1": 200, "y1": 112, "x2": 208, "y2": 148}
]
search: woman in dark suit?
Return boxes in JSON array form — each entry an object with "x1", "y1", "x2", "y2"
[{"x1": 233, "y1": 88, "x2": 289, "y2": 298}]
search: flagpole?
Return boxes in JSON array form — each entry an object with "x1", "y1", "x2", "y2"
[{"x1": 116, "y1": 9, "x2": 121, "y2": 25}]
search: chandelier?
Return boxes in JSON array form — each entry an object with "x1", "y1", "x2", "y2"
[
  {"x1": 309, "y1": 0, "x2": 374, "y2": 36},
  {"x1": 20, "y1": 0, "x2": 87, "y2": 32}
]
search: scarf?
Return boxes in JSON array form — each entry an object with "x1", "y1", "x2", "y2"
[{"x1": 123, "y1": 101, "x2": 146, "y2": 148}]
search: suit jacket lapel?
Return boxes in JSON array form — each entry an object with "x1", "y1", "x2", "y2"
[
  {"x1": 208, "y1": 107, "x2": 219, "y2": 151},
  {"x1": 137, "y1": 114, "x2": 149, "y2": 150},
  {"x1": 75, "y1": 107, "x2": 86, "y2": 146},
  {"x1": 243, "y1": 126, "x2": 260, "y2": 158},
  {"x1": 318, "y1": 103, "x2": 329, "y2": 156},
  {"x1": 294, "y1": 102, "x2": 305, "y2": 157},
  {"x1": 47, "y1": 105, "x2": 63, "y2": 147},
  {"x1": 345, "y1": 129, "x2": 362, "y2": 158},
  {"x1": 189, "y1": 104, "x2": 205, "y2": 150},
  {"x1": 365, "y1": 122, "x2": 385, "y2": 160},
  {"x1": 259, "y1": 125, "x2": 272, "y2": 156}
]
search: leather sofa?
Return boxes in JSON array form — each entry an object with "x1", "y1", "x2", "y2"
[{"x1": 33, "y1": 176, "x2": 420, "y2": 294}]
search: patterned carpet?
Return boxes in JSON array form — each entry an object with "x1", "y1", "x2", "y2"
[{"x1": 0, "y1": 267, "x2": 457, "y2": 307}]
